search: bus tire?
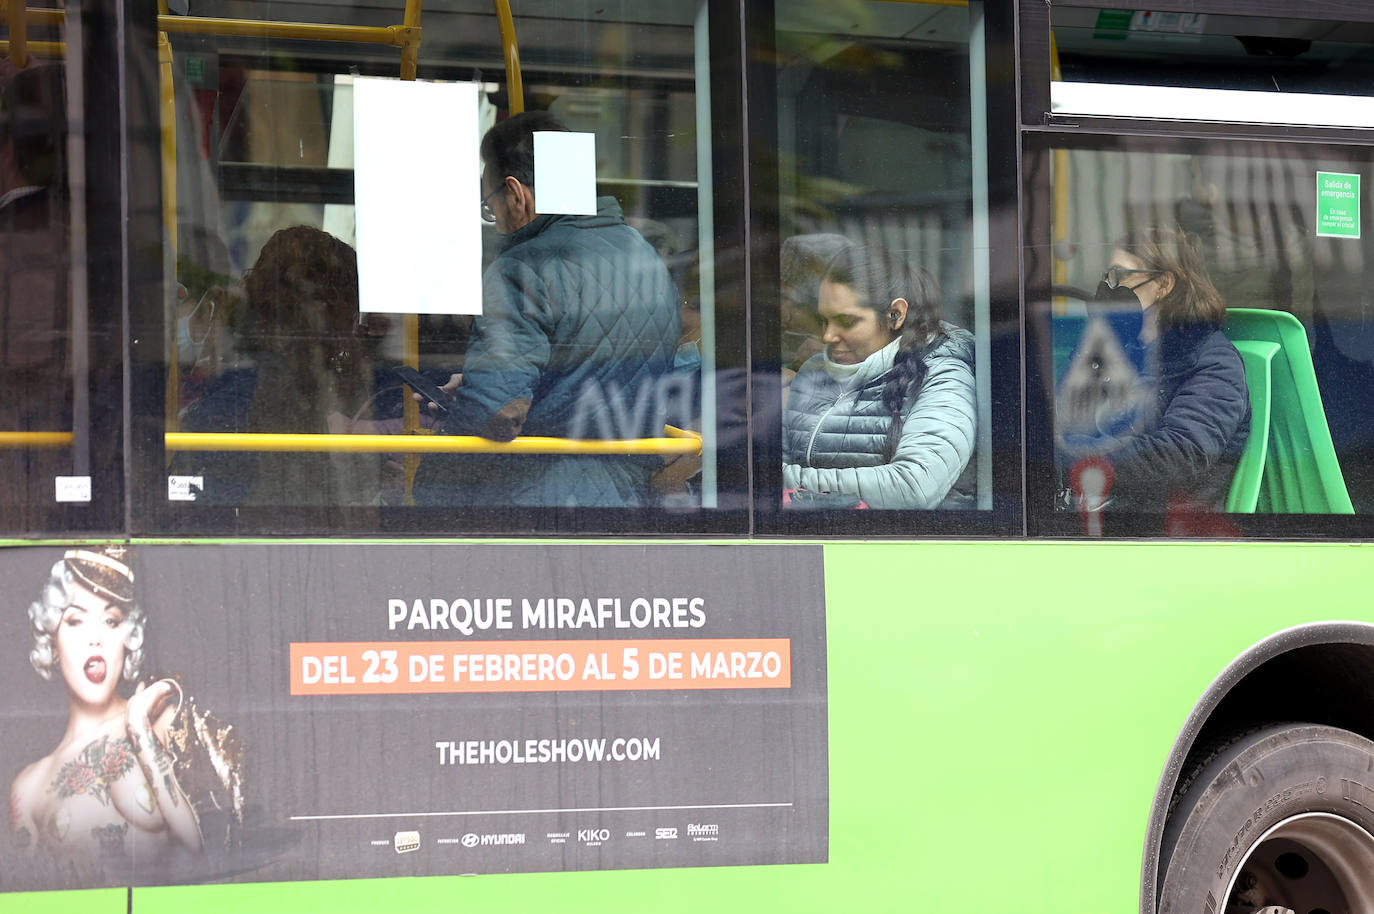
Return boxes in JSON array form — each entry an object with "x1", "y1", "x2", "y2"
[{"x1": 1158, "y1": 723, "x2": 1374, "y2": 914}]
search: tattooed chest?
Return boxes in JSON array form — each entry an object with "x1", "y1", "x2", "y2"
[
  {"x1": 33, "y1": 735, "x2": 160, "y2": 850},
  {"x1": 50, "y1": 735, "x2": 138, "y2": 805}
]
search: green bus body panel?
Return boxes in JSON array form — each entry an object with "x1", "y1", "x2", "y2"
[{"x1": 1, "y1": 540, "x2": 1367, "y2": 914}]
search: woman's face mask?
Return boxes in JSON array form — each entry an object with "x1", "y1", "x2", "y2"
[
  {"x1": 176, "y1": 288, "x2": 216, "y2": 367},
  {"x1": 1093, "y1": 281, "x2": 1142, "y2": 307}
]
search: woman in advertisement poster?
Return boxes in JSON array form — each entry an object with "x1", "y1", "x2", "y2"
[{"x1": 7, "y1": 547, "x2": 204, "y2": 879}]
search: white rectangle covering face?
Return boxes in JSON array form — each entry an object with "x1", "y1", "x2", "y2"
[
  {"x1": 1051, "y1": 82, "x2": 1374, "y2": 130},
  {"x1": 353, "y1": 77, "x2": 483, "y2": 315},
  {"x1": 533, "y1": 131, "x2": 597, "y2": 215}
]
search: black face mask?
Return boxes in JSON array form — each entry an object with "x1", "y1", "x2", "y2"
[{"x1": 1093, "y1": 281, "x2": 1142, "y2": 306}]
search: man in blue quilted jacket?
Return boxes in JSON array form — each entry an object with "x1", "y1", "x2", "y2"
[{"x1": 414, "y1": 111, "x2": 680, "y2": 508}]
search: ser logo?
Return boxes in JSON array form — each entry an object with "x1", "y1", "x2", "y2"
[
  {"x1": 461, "y1": 833, "x2": 480, "y2": 848},
  {"x1": 654, "y1": 827, "x2": 678, "y2": 840},
  {"x1": 394, "y1": 830, "x2": 421, "y2": 854},
  {"x1": 578, "y1": 828, "x2": 611, "y2": 844}
]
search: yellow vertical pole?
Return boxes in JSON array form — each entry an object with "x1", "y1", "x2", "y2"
[
  {"x1": 5, "y1": 0, "x2": 26, "y2": 65},
  {"x1": 1050, "y1": 31, "x2": 1069, "y2": 314},
  {"x1": 400, "y1": 0, "x2": 424, "y2": 501},
  {"x1": 399, "y1": 0, "x2": 422, "y2": 80},
  {"x1": 160, "y1": 22, "x2": 180, "y2": 433},
  {"x1": 493, "y1": 0, "x2": 523, "y2": 114}
]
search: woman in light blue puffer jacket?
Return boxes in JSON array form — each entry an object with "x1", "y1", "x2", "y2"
[{"x1": 782, "y1": 244, "x2": 977, "y2": 509}]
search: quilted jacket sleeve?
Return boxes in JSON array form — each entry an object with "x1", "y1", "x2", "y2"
[
  {"x1": 1101, "y1": 338, "x2": 1249, "y2": 489},
  {"x1": 787, "y1": 346, "x2": 977, "y2": 509},
  {"x1": 442, "y1": 257, "x2": 555, "y2": 437}
]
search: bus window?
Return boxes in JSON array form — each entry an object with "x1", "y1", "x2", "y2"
[
  {"x1": 132, "y1": 1, "x2": 745, "y2": 534},
  {"x1": 769, "y1": 0, "x2": 1006, "y2": 527},
  {"x1": 0, "y1": 19, "x2": 123, "y2": 534},
  {"x1": 1028, "y1": 141, "x2": 1374, "y2": 533}
]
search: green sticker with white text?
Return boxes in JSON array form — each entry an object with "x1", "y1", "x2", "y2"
[{"x1": 1317, "y1": 171, "x2": 1361, "y2": 239}]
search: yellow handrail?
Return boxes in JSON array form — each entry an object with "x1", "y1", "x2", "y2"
[
  {"x1": 160, "y1": 27, "x2": 178, "y2": 438},
  {"x1": 0, "y1": 4, "x2": 58, "y2": 26},
  {"x1": 3, "y1": 9, "x2": 418, "y2": 46},
  {"x1": 157, "y1": 16, "x2": 414, "y2": 45},
  {"x1": 0, "y1": 431, "x2": 74, "y2": 448},
  {"x1": 0, "y1": 38, "x2": 60, "y2": 57},
  {"x1": 166, "y1": 429, "x2": 702, "y2": 456},
  {"x1": 1050, "y1": 31, "x2": 1069, "y2": 312},
  {"x1": 5, "y1": 0, "x2": 25, "y2": 65},
  {"x1": 397, "y1": 0, "x2": 425, "y2": 500},
  {"x1": 492, "y1": 0, "x2": 523, "y2": 114},
  {"x1": 398, "y1": 0, "x2": 423, "y2": 80}
]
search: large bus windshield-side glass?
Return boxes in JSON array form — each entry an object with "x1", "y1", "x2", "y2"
[
  {"x1": 1035, "y1": 143, "x2": 1374, "y2": 531},
  {"x1": 774, "y1": 0, "x2": 994, "y2": 516},
  {"x1": 0, "y1": 9, "x2": 121, "y2": 534},
  {"x1": 140, "y1": 1, "x2": 736, "y2": 530}
]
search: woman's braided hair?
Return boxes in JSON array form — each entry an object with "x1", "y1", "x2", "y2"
[{"x1": 822, "y1": 244, "x2": 945, "y2": 462}]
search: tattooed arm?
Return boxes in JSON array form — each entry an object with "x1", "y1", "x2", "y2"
[
  {"x1": 126, "y1": 681, "x2": 204, "y2": 853},
  {"x1": 9, "y1": 767, "x2": 39, "y2": 853}
]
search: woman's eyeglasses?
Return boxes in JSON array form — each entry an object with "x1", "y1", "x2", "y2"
[{"x1": 1102, "y1": 265, "x2": 1166, "y2": 290}]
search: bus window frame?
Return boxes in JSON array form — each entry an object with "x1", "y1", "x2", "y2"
[
  {"x1": 0, "y1": 0, "x2": 129, "y2": 538},
  {"x1": 124, "y1": 0, "x2": 753, "y2": 537},
  {"x1": 1023, "y1": 0, "x2": 1374, "y2": 132},
  {"x1": 749, "y1": 0, "x2": 1025, "y2": 538},
  {"x1": 1021, "y1": 129, "x2": 1374, "y2": 538}
]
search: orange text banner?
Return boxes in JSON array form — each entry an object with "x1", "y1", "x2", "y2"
[{"x1": 290, "y1": 638, "x2": 791, "y2": 695}]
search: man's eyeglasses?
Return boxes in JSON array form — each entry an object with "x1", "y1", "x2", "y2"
[
  {"x1": 480, "y1": 185, "x2": 504, "y2": 224},
  {"x1": 1101, "y1": 265, "x2": 1166, "y2": 290}
]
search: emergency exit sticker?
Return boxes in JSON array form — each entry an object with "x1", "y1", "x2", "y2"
[{"x1": 1317, "y1": 172, "x2": 1361, "y2": 238}]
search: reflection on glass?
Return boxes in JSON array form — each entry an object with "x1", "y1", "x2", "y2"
[
  {"x1": 775, "y1": 0, "x2": 989, "y2": 512},
  {"x1": 156, "y1": 2, "x2": 719, "y2": 518},
  {"x1": 0, "y1": 45, "x2": 79, "y2": 529},
  {"x1": 1050, "y1": 8, "x2": 1374, "y2": 126},
  {"x1": 1047, "y1": 148, "x2": 1374, "y2": 518},
  {"x1": 411, "y1": 112, "x2": 681, "y2": 508},
  {"x1": 173, "y1": 226, "x2": 384, "y2": 505},
  {"x1": 782, "y1": 243, "x2": 977, "y2": 509},
  {"x1": 1055, "y1": 226, "x2": 1249, "y2": 516}
]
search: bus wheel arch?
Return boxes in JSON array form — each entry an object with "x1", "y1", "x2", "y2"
[{"x1": 1142, "y1": 622, "x2": 1374, "y2": 914}]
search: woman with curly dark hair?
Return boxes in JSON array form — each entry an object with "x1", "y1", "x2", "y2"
[
  {"x1": 177, "y1": 226, "x2": 380, "y2": 505},
  {"x1": 782, "y1": 243, "x2": 977, "y2": 509}
]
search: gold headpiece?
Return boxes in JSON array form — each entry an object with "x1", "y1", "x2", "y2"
[{"x1": 63, "y1": 546, "x2": 134, "y2": 604}]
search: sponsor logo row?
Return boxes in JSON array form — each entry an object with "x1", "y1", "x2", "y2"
[{"x1": 385, "y1": 823, "x2": 720, "y2": 854}]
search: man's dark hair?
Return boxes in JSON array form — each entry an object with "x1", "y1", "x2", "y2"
[{"x1": 479, "y1": 110, "x2": 570, "y2": 190}]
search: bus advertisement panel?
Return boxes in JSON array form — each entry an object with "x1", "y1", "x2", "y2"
[{"x1": 0, "y1": 544, "x2": 828, "y2": 891}]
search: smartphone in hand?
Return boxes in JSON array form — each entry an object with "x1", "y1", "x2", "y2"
[{"x1": 391, "y1": 365, "x2": 454, "y2": 415}]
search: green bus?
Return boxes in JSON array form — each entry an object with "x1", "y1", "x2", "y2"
[{"x1": 4, "y1": 1, "x2": 1374, "y2": 912}]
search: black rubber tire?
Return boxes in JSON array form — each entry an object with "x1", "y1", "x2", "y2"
[{"x1": 1158, "y1": 723, "x2": 1374, "y2": 913}]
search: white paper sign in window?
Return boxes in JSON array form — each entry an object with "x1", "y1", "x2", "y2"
[
  {"x1": 353, "y1": 78, "x2": 483, "y2": 315},
  {"x1": 533, "y1": 131, "x2": 597, "y2": 216},
  {"x1": 54, "y1": 476, "x2": 91, "y2": 503}
]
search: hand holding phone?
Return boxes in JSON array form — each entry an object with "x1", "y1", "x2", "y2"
[{"x1": 392, "y1": 366, "x2": 457, "y2": 415}]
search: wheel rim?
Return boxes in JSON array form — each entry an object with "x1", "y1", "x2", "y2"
[{"x1": 1223, "y1": 812, "x2": 1374, "y2": 913}]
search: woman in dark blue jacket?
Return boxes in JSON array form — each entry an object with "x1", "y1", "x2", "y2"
[{"x1": 1059, "y1": 225, "x2": 1250, "y2": 512}]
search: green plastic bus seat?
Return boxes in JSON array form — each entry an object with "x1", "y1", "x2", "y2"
[
  {"x1": 1223, "y1": 308, "x2": 1354, "y2": 514},
  {"x1": 1224, "y1": 340, "x2": 1275, "y2": 513}
]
